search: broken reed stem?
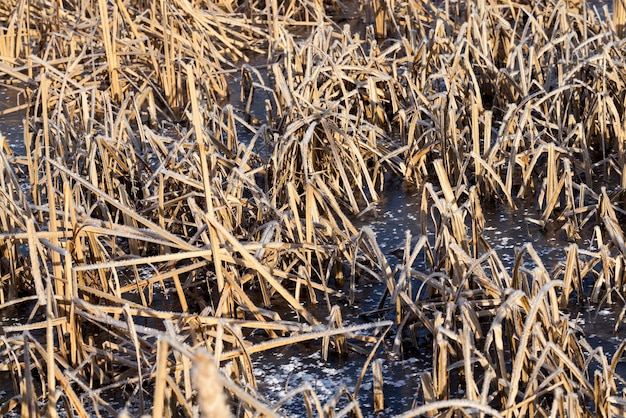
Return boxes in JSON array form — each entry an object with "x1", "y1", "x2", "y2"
[
  {"x1": 152, "y1": 338, "x2": 169, "y2": 418},
  {"x1": 46, "y1": 276, "x2": 58, "y2": 418},
  {"x1": 616, "y1": 0, "x2": 626, "y2": 37},
  {"x1": 372, "y1": 359, "x2": 384, "y2": 413},
  {"x1": 186, "y1": 63, "x2": 226, "y2": 294},
  {"x1": 97, "y1": 0, "x2": 121, "y2": 102}
]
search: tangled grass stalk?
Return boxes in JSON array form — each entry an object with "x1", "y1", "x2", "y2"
[{"x1": 1, "y1": 0, "x2": 626, "y2": 416}]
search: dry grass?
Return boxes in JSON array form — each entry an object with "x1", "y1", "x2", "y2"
[{"x1": 0, "y1": 0, "x2": 626, "y2": 416}]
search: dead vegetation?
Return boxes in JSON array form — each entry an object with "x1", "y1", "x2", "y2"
[{"x1": 0, "y1": 0, "x2": 626, "y2": 416}]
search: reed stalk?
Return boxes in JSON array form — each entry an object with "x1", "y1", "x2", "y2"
[{"x1": 615, "y1": 0, "x2": 626, "y2": 37}]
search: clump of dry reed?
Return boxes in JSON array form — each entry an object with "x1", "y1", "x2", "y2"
[
  {"x1": 1, "y1": 0, "x2": 626, "y2": 416},
  {"x1": 400, "y1": 0, "x2": 626, "y2": 213},
  {"x1": 266, "y1": 22, "x2": 406, "y2": 211}
]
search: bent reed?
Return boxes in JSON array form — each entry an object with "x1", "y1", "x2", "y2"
[{"x1": 1, "y1": 0, "x2": 626, "y2": 416}]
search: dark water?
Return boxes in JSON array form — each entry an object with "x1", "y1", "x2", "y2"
[
  {"x1": 252, "y1": 344, "x2": 428, "y2": 416},
  {"x1": 589, "y1": 0, "x2": 614, "y2": 13},
  {"x1": 0, "y1": 86, "x2": 25, "y2": 155}
]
